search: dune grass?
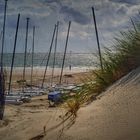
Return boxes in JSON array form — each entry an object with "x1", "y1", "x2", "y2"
[{"x1": 66, "y1": 21, "x2": 140, "y2": 116}]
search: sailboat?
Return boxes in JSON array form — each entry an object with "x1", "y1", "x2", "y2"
[
  {"x1": 54, "y1": 21, "x2": 72, "y2": 91},
  {"x1": 41, "y1": 24, "x2": 57, "y2": 89},
  {"x1": 5, "y1": 14, "x2": 31, "y2": 104},
  {"x1": 20, "y1": 23, "x2": 44, "y2": 97},
  {"x1": 48, "y1": 21, "x2": 71, "y2": 106},
  {"x1": 50, "y1": 21, "x2": 59, "y2": 88}
]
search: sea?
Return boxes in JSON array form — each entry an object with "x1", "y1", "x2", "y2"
[{"x1": 2, "y1": 53, "x2": 97, "y2": 70}]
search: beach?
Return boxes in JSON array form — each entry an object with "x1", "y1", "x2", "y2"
[
  {"x1": 0, "y1": 67, "x2": 140, "y2": 140},
  {"x1": 5, "y1": 66, "x2": 91, "y2": 89},
  {"x1": 0, "y1": 67, "x2": 91, "y2": 140},
  {"x1": 1, "y1": 0, "x2": 140, "y2": 139}
]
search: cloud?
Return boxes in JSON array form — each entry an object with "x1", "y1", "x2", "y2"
[
  {"x1": 42, "y1": 0, "x2": 59, "y2": 3},
  {"x1": 110, "y1": 0, "x2": 140, "y2": 5},
  {"x1": 39, "y1": 0, "x2": 91, "y2": 25},
  {"x1": 59, "y1": 6, "x2": 91, "y2": 25},
  {"x1": 1, "y1": 0, "x2": 140, "y2": 53},
  {"x1": 0, "y1": 0, "x2": 51, "y2": 17},
  {"x1": 60, "y1": 30, "x2": 90, "y2": 40}
]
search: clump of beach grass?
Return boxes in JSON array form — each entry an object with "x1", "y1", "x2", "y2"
[
  {"x1": 87, "y1": 21, "x2": 140, "y2": 96},
  {"x1": 65, "y1": 98, "x2": 80, "y2": 117},
  {"x1": 67, "y1": 20, "x2": 140, "y2": 115}
]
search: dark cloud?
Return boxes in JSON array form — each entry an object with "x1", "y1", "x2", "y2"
[
  {"x1": 0, "y1": 0, "x2": 140, "y2": 53},
  {"x1": 0, "y1": 2, "x2": 4, "y2": 13},
  {"x1": 116, "y1": 5, "x2": 128, "y2": 15},
  {"x1": 41, "y1": 0, "x2": 61, "y2": 5},
  {"x1": 5, "y1": 14, "x2": 36, "y2": 29},
  {"x1": 42, "y1": 0, "x2": 91, "y2": 25},
  {"x1": 110, "y1": 0, "x2": 140, "y2": 5},
  {"x1": 6, "y1": 15, "x2": 24, "y2": 29},
  {"x1": 59, "y1": 6, "x2": 90, "y2": 25},
  {"x1": 43, "y1": 0, "x2": 59, "y2": 3}
]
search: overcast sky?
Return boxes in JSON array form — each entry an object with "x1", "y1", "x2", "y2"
[{"x1": 0, "y1": 0, "x2": 140, "y2": 53}]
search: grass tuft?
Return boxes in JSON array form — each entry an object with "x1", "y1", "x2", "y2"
[{"x1": 72, "y1": 20, "x2": 140, "y2": 107}]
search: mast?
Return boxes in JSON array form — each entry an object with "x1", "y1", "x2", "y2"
[
  {"x1": 41, "y1": 24, "x2": 57, "y2": 88},
  {"x1": 91, "y1": 7, "x2": 103, "y2": 71},
  {"x1": 31, "y1": 26, "x2": 35, "y2": 89},
  {"x1": 0, "y1": 0, "x2": 8, "y2": 121},
  {"x1": 1, "y1": 0, "x2": 8, "y2": 71},
  {"x1": 0, "y1": 31, "x2": 3, "y2": 41},
  {"x1": 59, "y1": 21, "x2": 71, "y2": 85},
  {"x1": 8, "y1": 14, "x2": 20, "y2": 95},
  {"x1": 23, "y1": 18, "x2": 30, "y2": 91},
  {"x1": 69, "y1": 50, "x2": 72, "y2": 71},
  {"x1": 51, "y1": 21, "x2": 59, "y2": 86}
]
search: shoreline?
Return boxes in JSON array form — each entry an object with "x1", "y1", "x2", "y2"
[
  {"x1": 5, "y1": 66, "x2": 94, "y2": 73},
  {"x1": 4, "y1": 67, "x2": 92, "y2": 89}
]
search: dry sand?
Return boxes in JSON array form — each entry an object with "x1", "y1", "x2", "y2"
[
  {"x1": 0, "y1": 67, "x2": 140, "y2": 140},
  {"x1": 48, "y1": 67, "x2": 140, "y2": 140},
  {"x1": 0, "y1": 95, "x2": 66, "y2": 140}
]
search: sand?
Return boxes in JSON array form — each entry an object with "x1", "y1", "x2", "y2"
[
  {"x1": 0, "y1": 95, "x2": 66, "y2": 140},
  {"x1": 0, "y1": 68, "x2": 90, "y2": 140},
  {"x1": 5, "y1": 67, "x2": 90, "y2": 89},
  {"x1": 0, "y1": 67, "x2": 140, "y2": 140},
  {"x1": 50, "y1": 67, "x2": 140, "y2": 140}
]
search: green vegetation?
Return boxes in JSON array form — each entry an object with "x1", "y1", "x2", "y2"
[{"x1": 66, "y1": 21, "x2": 140, "y2": 116}]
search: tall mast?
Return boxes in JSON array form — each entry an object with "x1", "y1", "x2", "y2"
[
  {"x1": 0, "y1": 0, "x2": 8, "y2": 121},
  {"x1": 69, "y1": 50, "x2": 72, "y2": 71},
  {"x1": 31, "y1": 26, "x2": 35, "y2": 89},
  {"x1": 1, "y1": 0, "x2": 8, "y2": 71},
  {"x1": 23, "y1": 18, "x2": 30, "y2": 90},
  {"x1": 91, "y1": 7, "x2": 103, "y2": 71},
  {"x1": 41, "y1": 24, "x2": 56, "y2": 88},
  {"x1": 51, "y1": 21, "x2": 59, "y2": 86},
  {"x1": 8, "y1": 14, "x2": 20, "y2": 95},
  {"x1": 0, "y1": 31, "x2": 3, "y2": 41},
  {"x1": 59, "y1": 21, "x2": 71, "y2": 85}
]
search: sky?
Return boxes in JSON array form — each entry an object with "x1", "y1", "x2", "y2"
[{"x1": 0, "y1": 0, "x2": 140, "y2": 53}]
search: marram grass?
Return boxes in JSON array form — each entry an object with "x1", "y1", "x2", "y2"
[{"x1": 67, "y1": 21, "x2": 140, "y2": 115}]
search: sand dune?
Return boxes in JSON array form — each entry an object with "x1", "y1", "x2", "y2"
[
  {"x1": 0, "y1": 67, "x2": 140, "y2": 140},
  {"x1": 46, "y1": 67, "x2": 140, "y2": 140},
  {"x1": 61, "y1": 67, "x2": 140, "y2": 140}
]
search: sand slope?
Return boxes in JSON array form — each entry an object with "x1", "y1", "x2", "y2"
[
  {"x1": 46, "y1": 67, "x2": 140, "y2": 140},
  {"x1": 0, "y1": 67, "x2": 140, "y2": 140}
]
